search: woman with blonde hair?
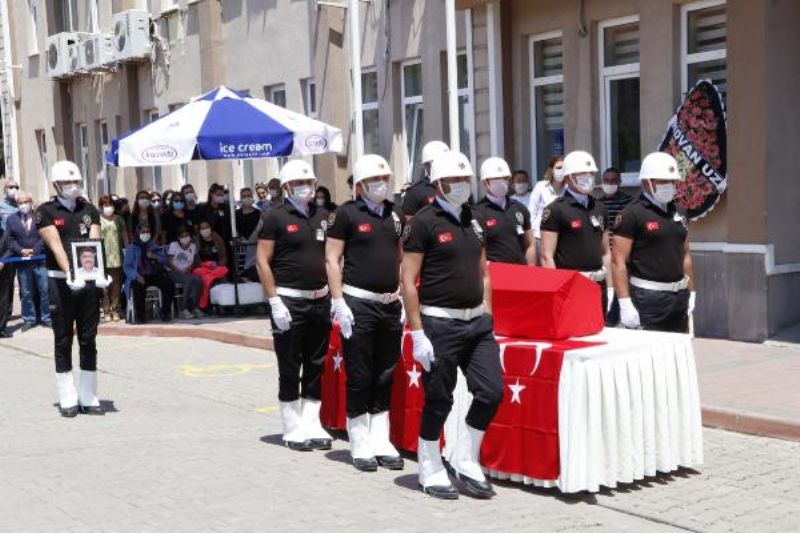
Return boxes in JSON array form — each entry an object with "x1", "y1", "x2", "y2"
[{"x1": 528, "y1": 154, "x2": 565, "y2": 264}]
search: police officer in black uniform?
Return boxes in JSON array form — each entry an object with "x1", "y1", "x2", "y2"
[
  {"x1": 401, "y1": 140, "x2": 450, "y2": 220},
  {"x1": 612, "y1": 152, "x2": 696, "y2": 332},
  {"x1": 37, "y1": 161, "x2": 110, "y2": 417},
  {"x1": 540, "y1": 150, "x2": 612, "y2": 316},
  {"x1": 256, "y1": 159, "x2": 333, "y2": 452},
  {"x1": 474, "y1": 157, "x2": 536, "y2": 265},
  {"x1": 401, "y1": 150, "x2": 503, "y2": 500},
  {"x1": 326, "y1": 154, "x2": 405, "y2": 473}
]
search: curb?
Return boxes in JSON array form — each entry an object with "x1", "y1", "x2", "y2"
[
  {"x1": 701, "y1": 407, "x2": 800, "y2": 442},
  {"x1": 99, "y1": 324, "x2": 273, "y2": 351}
]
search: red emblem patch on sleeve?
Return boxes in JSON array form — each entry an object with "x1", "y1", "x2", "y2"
[
  {"x1": 437, "y1": 232, "x2": 453, "y2": 244},
  {"x1": 427, "y1": 196, "x2": 435, "y2": 204},
  {"x1": 646, "y1": 221, "x2": 660, "y2": 232},
  {"x1": 486, "y1": 218, "x2": 498, "y2": 228},
  {"x1": 286, "y1": 224, "x2": 300, "y2": 233},
  {"x1": 53, "y1": 218, "x2": 65, "y2": 228},
  {"x1": 357, "y1": 223, "x2": 372, "y2": 233},
  {"x1": 570, "y1": 220, "x2": 583, "y2": 229}
]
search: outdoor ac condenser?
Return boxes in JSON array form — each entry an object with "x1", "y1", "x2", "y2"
[
  {"x1": 112, "y1": 9, "x2": 152, "y2": 62},
  {"x1": 46, "y1": 32, "x2": 82, "y2": 79},
  {"x1": 80, "y1": 34, "x2": 116, "y2": 71}
]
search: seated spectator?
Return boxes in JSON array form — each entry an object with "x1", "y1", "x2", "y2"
[
  {"x1": 235, "y1": 187, "x2": 261, "y2": 240},
  {"x1": 192, "y1": 220, "x2": 228, "y2": 310},
  {"x1": 180, "y1": 184, "x2": 202, "y2": 227},
  {"x1": 6, "y1": 192, "x2": 49, "y2": 331},
  {"x1": 161, "y1": 191, "x2": 194, "y2": 243},
  {"x1": 200, "y1": 183, "x2": 232, "y2": 245},
  {"x1": 115, "y1": 197, "x2": 131, "y2": 230},
  {"x1": 123, "y1": 223, "x2": 174, "y2": 323},
  {"x1": 129, "y1": 190, "x2": 162, "y2": 244},
  {"x1": 99, "y1": 195, "x2": 127, "y2": 322},
  {"x1": 255, "y1": 183, "x2": 268, "y2": 208},
  {"x1": 167, "y1": 226, "x2": 204, "y2": 319},
  {"x1": 150, "y1": 191, "x2": 164, "y2": 214},
  {"x1": 315, "y1": 185, "x2": 337, "y2": 211}
]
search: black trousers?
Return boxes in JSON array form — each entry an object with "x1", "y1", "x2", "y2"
[
  {"x1": 0, "y1": 264, "x2": 14, "y2": 332},
  {"x1": 271, "y1": 296, "x2": 332, "y2": 402},
  {"x1": 131, "y1": 274, "x2": 175, "y2": 322},
  {"x1": 598, "y1": 280, "x2": 608, "y2": 322},
  {"x1": 419, "y1": 313, "x2": 504, "y2": 441},
  {"x1": 341, "y1": 295, "x2": 402, "y2": 418},
  {"x1": 631, "y1": 285, "x2": 690, "y2": 333},
  {"x1": 48, "y1": 278, "x2": 100, "y2": 373}
]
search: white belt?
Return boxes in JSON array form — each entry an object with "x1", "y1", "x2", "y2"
[
  {"x1": 276, "y1": 286, "x2": 330, "y2": 300},
  {"x1": 342, "y1": 284, "x2": 400, "y2": 304},
  {"x1": 630, "y1": 276, "x2": 689, "y2": 292},
  {"x1": 580, "y1": 267, "x2": 606, "y2": 282},
  {"x1": 47, "y1": 270, "x2": 67, "y2": 279},
  {"x1": 420, "y1": 303, "x2": 486, "y2": 321}
]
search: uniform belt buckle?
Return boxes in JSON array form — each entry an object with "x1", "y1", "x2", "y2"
[
  {"x1": 461, "y1": 308, "x2": 474, "y2": 321},
  {"x1": 312, "y1": 288, "x2": 325, "y2": 299},
  {"x1": 381, "y1": 293, "x2": 393, "y2": 304}
]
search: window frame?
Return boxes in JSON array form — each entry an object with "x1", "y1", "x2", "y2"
[
  {"x1": 76, "y1": 123, "x2": 90, "y2": 190},
  {"x1": 360, "y1": 68, "x2": 380, "y2": 155},
  {"x1": 400, "y1": 59, "x2": 424, "y2": 184},
  {"x1": 27, "y1": 0, "x2": 40, "y2": 56},
  {"x1": 36, "y1": 129, "x2": 48, "y2": 194},
  {"x1": 97, "y1": 119, "x2": 110, "y2": 197},
  {"x1": 528, "y1": 30, "x2": 564, "y2": 183},
  {"x1": 598, "y1": 14, "x2": 641, "y2": 186},
  {"x1": 457, "y1": 49, "x2": 477, "y2": 176},
  {"x1": 303, "y1": 78, "x2": 317, "y2": 119},
  {"x1": 681, "y1": 0, "x2": 727, "y2": 96}
]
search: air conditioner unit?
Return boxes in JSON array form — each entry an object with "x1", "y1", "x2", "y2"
[
  {"x1": 112, "y1": 9, "x2": 152, "y2": 62},
  {"x1": 46, "y1": 32, "x2": 81, "y2": 79},
  {"x1": 80, "y1": 34, "x2": 115, "y2": 71}
]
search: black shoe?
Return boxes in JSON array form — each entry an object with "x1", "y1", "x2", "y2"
[
  {"x1": 352, "y1": 457, "x2": 378, "y2": 472},
  {"x1": 455, "y1": 472, "x2": 494, "y2": 498},
  {"x1": 79, "y1": 405, "x2": 104, "y2": 416},
  {"x1": 308, "y1": 438, "x2": 332, "y2": 450},
  {"x1": 418, "y1": 483, "x2": 459, "y2": 500},
  {"x1": 59, "y1": 405, "x2": 79, "y2": 418},
  {"x1": 284, "y1": 439, "x2": 314, "y2": 451},
  {"x1": 42, "y1": 321, "x2": 52, "y2": 328},
  {"x1": 21, "y1": 323, "x2": 35, "y2": 332},
  {"x1": 0, "y1": 330, "x2": 12, "y2": 338},
  {"x1": 376, "y1": 455, "x2": 405, "y2": 470}
]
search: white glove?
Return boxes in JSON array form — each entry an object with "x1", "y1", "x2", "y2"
[
  {"x1": 94, "y1": 275, "x2": 113, "y2": 289},
  {"x1": 66, "y1": 275, "x2": 86, "y2": 292},
  {"x1": 399, "y1": 298, "x2": 406, "y2": 325},
  {"x1": 410, "y1": 329, "x2": 435, "y2": 372},
  {"x1": 606, "y1": 287, "x2": 615, "y2": 313},
  {"x1": 331, "y1": 297, "x2": 355, "y2": 339},
  {"x1": 618, "y1": 297, "x2": 641, "y2": 329},
  {"x1": 268, "y1": 297, "x2": 292, "y2": 332},
  {"x1": 687, "y1": 291, "x2": 697, "y2": 316}
]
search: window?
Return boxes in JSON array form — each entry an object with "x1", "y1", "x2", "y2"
[
  {"x1": 456, "y1": 52, "x2": 476, "y2": 168},
  {"x1": 401, "y1": 61, "x2": 424, "y2": 183},
  {"x1": 303, "y1": 79, "x2": 317, "y2": 119},
  {"x1": 599, "y1": 16, "x2": 641, "y2": 180},
  {"x1": 61, "y1": 0, "x2": 99, "y2": 32},
  {"x1": 266, "y1": 84, "x2": 286, "y2": 108},
  {"x1": 27, "y1": 0, "x2": 40, "y2": 56},
  {"x1": 77, "y1": 124, "x2": 89, "y2": 189},
  {"x1": 96, "y1": 120, "x2": 110, "y2": 196},
  {"x1": 36, "y1": 130, "x2": 48, "y2": 192},
  {"x1": 682, "y1": 0, "x2": 726, "y2": 102},
  {"x1": 61, "y1": 0, "x2": 78, "y2": 32},
  {"x1": 529, "y1": 32, "x2": 564, "y2": 181},
  {"x1": 361, "y1": 70, "x2": 379, "y2": 155}
]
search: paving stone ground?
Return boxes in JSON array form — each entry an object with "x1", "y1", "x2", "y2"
[{"x1": 1, "y1": 326, "x2": 798, "y2": 533}]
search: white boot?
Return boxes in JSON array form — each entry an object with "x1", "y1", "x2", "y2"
[
  {"x1": 56, "y1": 371, "x2": 78, "y2": 414},
  {"x1": 301, "y1": 398, "x2": 332, "y2": 449},
  {"x1": 449, "y1": 425, "x2": 493, "y2": 498},
  {"x1": 369, "y1": 411, "x2": 403, "y2": 469},
  {"x1": 78, "y1": 370, "x2": 102, "y2": 413},
  {"x1": 347, "y1": 414, "x2": 377, "y2": 471},
  {"x1": 279, "y1": 400, "x2": 312, "y2": 451},
  {"x1": 417, "y1": 437, "x2": 457, "y2": 499}
]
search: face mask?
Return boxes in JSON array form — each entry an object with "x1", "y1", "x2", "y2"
[
  {"x1": 6, "y1": 188, "x2": 18, "y2": 199},
  {"x1": 102, "y1": 206, "x2": 115, "y2": 217},
  {"x1": 152, "y1": 200, "x2": 161, "y2": 208},
  {"x1": 513, "y1": 182, "x2": 528, "y2": 195},
  {"x1": 241, "y1": 197, "x2": 254, "y2": 207},
  {"x1": 652, "y1": 183, "x2": 676, "y2": 204},
  {"x1": 179, "y1": 236, "x2": 192, "y2": 246},
  {"x1": 200, "y1": 228, "x2": 212, "y2": 238},
  {"x1": 315, "y1": 198, "x2": 326, "y2": 207},
  {"x1": 290, "y1": 184, "x2": 314, "y2": 204},
  {"x1": 172, "y1": 201, "x2": 185, "y2": 210},
  {"x1": 19, "y1": 203, "x2": 31, "y2": 215},
  {"x1": 223, "y1": 194, "x2": 230, "y2": 203},
  {"x1": 553, "y1": 167, "x2": 565, "y2": 183},
  {"x1": 602, "y1": 184, "x2": 619, "y2": 196},
  {"x1": 268, "y1": 189, "x2": 280, "y2": 200},
  {"x1": 441, "y1": 181, "x2": 471, "y2": 206},
  {"x1": 364, "y1": 179, "x2": 389, "y2": 203},
  {"x1": 486, "y1": 179, "x2": 509, "y2": 198},
  {"x1": 139, "y1": 233, "x2": 151, "y2": 243},
  {"x1": 573, "y1": 173, "x2": 595, "y2": 195},
  {"x1": 138, "y1": 198, "x2": 150, "y2": 209},
  {"x1": 60, "y1": 184, "x2": 82, "y2": 201},
  {"x1": 214, "y1": 195, "x2": 225, "y2": 204},
  {"x1": 185, "y1": 193, "x2": 196, "y2": 203}
]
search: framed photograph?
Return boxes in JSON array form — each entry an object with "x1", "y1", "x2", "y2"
[{"x1": 70, "y1": 240, "x2": 105, "y2": 283}]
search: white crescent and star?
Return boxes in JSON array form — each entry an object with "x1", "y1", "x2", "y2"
[
  {"x1": 509, "y1": 379, "x2": 526, "y2": 404},
  {"x1": 407, "y1": 365, "x2": 421, "y2": 388},
  {"x1": 332, "y1": 352, "x2": 343, "y2": 371}
]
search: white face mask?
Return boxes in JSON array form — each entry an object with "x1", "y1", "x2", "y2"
[
  {"x1": 289, "y1": 184, "x2": 314, "y2": 205},
  {"x1": 139, "y1": 233, "x2": 151, "y2": 243},
  {"x1": 315, "y1": 197, "x2": 326, "y2": 207},
  {"x1": 179, "y1": 236, "x2": 192, "y2": 246},
  {"x1": 441, "y1": 180, "x2": 471, "y2": 206},
  {"x1": 60, "y1": 184, "x2": 82, "y2": 201},
  {"x1": 185, "y1": 193, "x2": 196, "y2": 203},
  {"x1": 199, "y1": 228, "x2": 212, "y2": 239},
  {"x1": 651, "y1": 183, "x2": 676, "y2": 204},
  {"x1": 268, "y1": 189, "x2": 280, "y2": 200},
  {"x1": 486, "y1": 179, "x2": 509, "y2": 198},
  {"x1": 151, "y1": 200, "x2": 161, "y2": 208},
  {"x1": 138, "y1": 198, "x2": 151, "y2": 209},
  {"x1": 513, "y1": 182, "x2": 528, "y2": 195},
  {"x1": 602, "y1": 184, "x2": 619, "y2": 196},
  {"x1": 553, "y1": 167, "x2": 565, "y2": 183},
  {"x1": 6, "y1": 188, "x2": 18, "y2": 199},
  {"x1": 102, "y1": 206, "x2": 115, "y2": 217},
  {"x1": 364, "y1": 179, "x2": 389, "y2": 203},
  {"x1": 19, "y1": 203, "x2": 31, "y2": 214},
  {"x1": 573, "y1": 173, "x2": 595, "y2": 195},
  {"x1": 241, "y1": 197, "x2": 254, "y2": 207}
]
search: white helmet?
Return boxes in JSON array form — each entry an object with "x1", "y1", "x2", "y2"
[
  {"x1": 640, "y1": 152, "x2": 682, "y2": 181},
  {"x1": 562, "y1": 150, "x2": 598, "y2": 176},
  {"x1": 430, "y1": 151, "x2": 473, "y2": 182},
  {"x1": 353, "y1": 154, "x2": 392, "y2": 186},
  {"x1": 51, "y1": 160, "x2": 83, "y2": 183},
  {"x1": 480, "y1": 157, "x2": 511, "y2": 181},
  {"x1": 279, "y1": 159, "x2": 316, "y2": 187},
  {"x1": 421, "y1": 140, "x2": 450, "y2": 165}
]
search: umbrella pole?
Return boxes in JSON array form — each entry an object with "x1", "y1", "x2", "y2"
[{"x1": 230, "y1": 161, "x2": 241, "y2": 310}]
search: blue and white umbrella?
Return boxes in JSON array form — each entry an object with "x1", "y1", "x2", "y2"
[{"x1": 107, "y1": 86, "x2": 343, "y2": 167}]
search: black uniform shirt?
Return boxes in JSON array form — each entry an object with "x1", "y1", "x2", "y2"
[
  {"x1": 474, "y1": 196, "x2": 531, "y2": 265},
  {"x1": 539, "y1": 190, "x2": 607, "y2": 271},
  {"x1": 403, "y1": 200, "x2": 486, "y2": 309},
  {"x1": 327, "y1": 198, "x2": 405, "y2": 294},
  {"x1": 614, "y1": 194, "x2": 688, "y2": 283},
  {"x1": 35, "y1": 197, "x2": 100, "y2": 271},
  {"x1": 259, "y1": 201, "x2": 329, "y2": 290},
  {"x1": 401, "y1": 177, "x2": 436, "y2": 217}
]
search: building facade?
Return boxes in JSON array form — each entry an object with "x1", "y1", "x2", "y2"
[{"x1": 1, "y1": 0, "x2": 798, "y2": 342}]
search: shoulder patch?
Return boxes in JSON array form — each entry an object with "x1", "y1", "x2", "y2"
[
  {"x1": 515, "y1": 211, "x2": 524, "y2": 225},
  {"x1": 34, "y1": 209, "x2": 43, "y2": 225},
  {"x1": 327, "y1": 212, "x2": 336, "y2": 227},
  {"x1": 541, "y1": 207, "x2": 552, "y2": 224},
  {"x1": 614, "y1": 213, "x2": 623, "y2": 228},
  {"x1": 402, "y1": 224, "x2": 412, "y2": 243}
]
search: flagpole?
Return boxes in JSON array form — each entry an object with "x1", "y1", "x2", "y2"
[
  {"x1": 349, "y1": 0, "x2": 364, "y2": 159},
  {"x1": 445, "y1": 0, "x2": 459, "y2": 151}
]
